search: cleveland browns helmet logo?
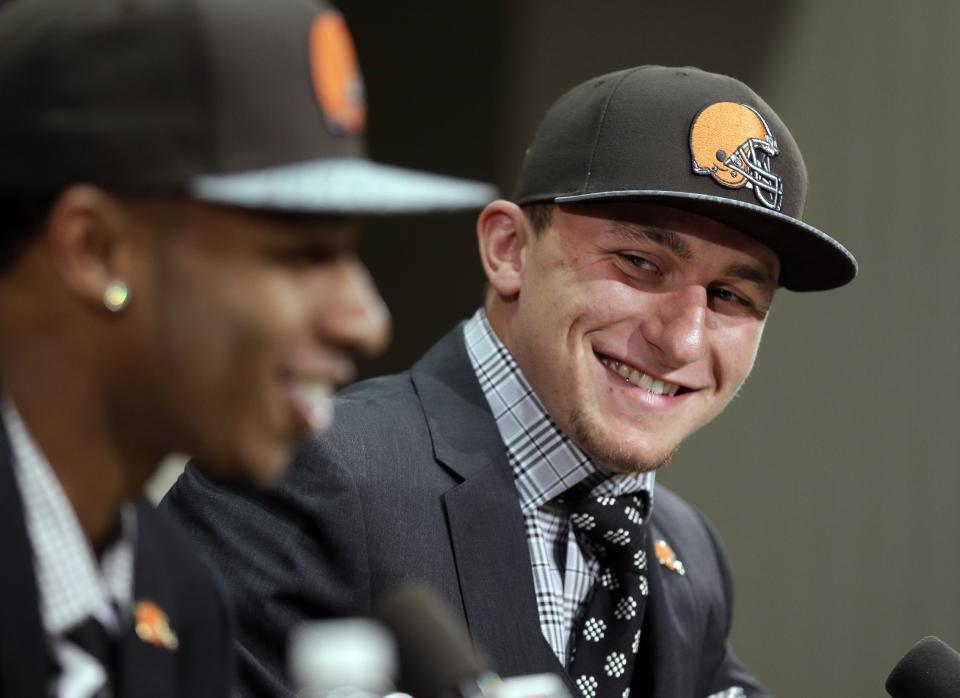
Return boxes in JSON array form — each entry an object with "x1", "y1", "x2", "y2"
[
  {"x1": 309, "y1": 11, "x2": 367, "y2": 135},
  {"x1": 689, "y1": 102, "x2": 783, "y2": 211}
]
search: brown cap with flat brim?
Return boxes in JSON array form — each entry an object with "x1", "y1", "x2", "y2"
[
  {"x1": 513, "y1": 66, "x2": 856, "y2": 291},
  {"x1": 0, "y1": 0, "x2": 496, "y2": 214}
]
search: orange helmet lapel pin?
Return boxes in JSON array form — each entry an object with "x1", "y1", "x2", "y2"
[
  {"x1": 654, "y1": 539, "x2": 686, "y2": 576},
  {"x1": 134, "y1": 600, "x2": 179, "y2": 650}
]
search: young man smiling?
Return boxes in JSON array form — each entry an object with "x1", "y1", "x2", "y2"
[
  {"x1": 164, "y1": 66, "x2": 857, "y2": 697},
  {"x1": 477, "y1": 200, "x2": 780, "y2": 478}
]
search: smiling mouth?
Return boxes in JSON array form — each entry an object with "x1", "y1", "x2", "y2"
[
  {"x1": 596, "y1": 354, "x2": 689, "y2": 397},
  {"x1": 284, "y1": 380, "x2": 335, "y2": 433}
]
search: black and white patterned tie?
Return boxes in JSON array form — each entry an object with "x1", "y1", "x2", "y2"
[{"x1": 567, "y1": 491, "x2": 651, "y2": 698}]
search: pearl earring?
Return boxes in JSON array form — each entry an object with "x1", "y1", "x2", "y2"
[{"x1": 103, "y1": 280, "x2": 129, "y2": 312}]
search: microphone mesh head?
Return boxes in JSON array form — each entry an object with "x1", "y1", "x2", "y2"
[
  {"x1": 886, "y1": 636, "x2": 960, "y2": 698},
  {"x1": 288, "y1": 618, "x2": 395, "y2": 692},
  {"x1": 373, "y1": 585, "x2": 492, "y2": 698}
]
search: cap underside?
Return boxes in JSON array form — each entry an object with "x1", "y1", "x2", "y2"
[{"x1": 553, "y1": 189, "x2": 857, "y2": 291}]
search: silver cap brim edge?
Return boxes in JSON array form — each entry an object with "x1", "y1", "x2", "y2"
[{"x1": 191, "y1": 158, "x2": 498, "y2": 214}]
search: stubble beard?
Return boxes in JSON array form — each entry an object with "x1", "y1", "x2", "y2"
[{"x1": 568, "y1": 407, "x2": 678, "y2": 475}]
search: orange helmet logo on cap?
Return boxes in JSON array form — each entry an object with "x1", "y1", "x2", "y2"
[
  {"x1": 689, "y1": 102, "x2": 783, "y2": 211},
  {"x1": 309, "y1": 11, "x2": 366, "y2": 135}
]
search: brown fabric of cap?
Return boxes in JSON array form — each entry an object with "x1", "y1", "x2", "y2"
[
  {"x1": 0, "y1": 0, "x2": 216, "y2": 194},
  {"x1": 0, "y1": 0, "x2": 495, "y2": 213},
  {"x1": 512, "y1": 65, "x2": 857, "y2": 292}
]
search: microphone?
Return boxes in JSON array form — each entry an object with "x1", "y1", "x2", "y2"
[
  {"x1": 886, "y1": 636, "x2": 960, "y2": 697},
  {"x1": 373, "y1": 585, "x2": 570, "y2": 698},
  {"x1": 494, "y1": 674, "x2": 570, "y2": 698},
  {"x1": 373, "y1": 585, "x2": 496, "y2": 698},
  {"x1": 289, "y1": 618, "x2": 398, "y2": 697}
]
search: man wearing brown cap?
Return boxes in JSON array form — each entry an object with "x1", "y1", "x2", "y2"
[
  {"x1": 165, "y1": 66, "x2": 856, "y2": 697},
  {"x1": 0, "y1": 0, "x2": 493, "y2": 695}
]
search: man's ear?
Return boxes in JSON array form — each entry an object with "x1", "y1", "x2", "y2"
[
  {"x1": 43, "y1": 185, "x2": 135, "y2": 310},
  {"x1": 476, "y1": 200, "x2": 532, "y2": 300}
]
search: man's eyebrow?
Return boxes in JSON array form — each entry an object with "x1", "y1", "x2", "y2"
[
  {"x1": 609, "y1": 221, "x2": 693, "y2": 261},
  {"x1": 724, "y1": 263, "x2": 779, "y2": 292},
  {"x1": 725, "y1": 264, "x2": 779, "y2": 315},
  {"x1": 608, "y1": 220, "x2": 779, "y2": 292}
]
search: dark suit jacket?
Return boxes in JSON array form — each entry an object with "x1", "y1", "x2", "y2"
[
  {"x1": 0, "y1": 418, "x2": 236, "y2": 698},
  {"x1": 162, "y1": 325, "x2": 768, "y2": 698}
]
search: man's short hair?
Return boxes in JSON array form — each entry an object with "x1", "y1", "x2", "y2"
[{"x1": 521, "y1": 202, "x2": 555, "y2": 236}]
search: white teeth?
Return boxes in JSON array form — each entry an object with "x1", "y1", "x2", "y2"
[
  {"x1": 296, "y1": 382, "x2": 334, "y2": 433},
  {"x1": 304, "y1": 383, "x2": 331, "y2": 400},
  {"x1": 599, "y1": 356, "x2": 681, "y2": 396}
]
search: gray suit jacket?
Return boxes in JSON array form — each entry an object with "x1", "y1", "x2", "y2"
[{"x1": 162, "y1": 324, "x2": 768, "y2": 698}]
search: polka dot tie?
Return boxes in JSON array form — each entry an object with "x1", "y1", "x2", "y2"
[{"x1": 567, "y1": 492, "x2": 651, "y2": 698}]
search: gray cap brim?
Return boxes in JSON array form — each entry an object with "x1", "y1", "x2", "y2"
[{"x1": 191, "y1": 158, "x2": 497, "y2": 214}]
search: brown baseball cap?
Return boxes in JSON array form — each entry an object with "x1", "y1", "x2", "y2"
[
  {"x1": 0, "y1": 0, "x2": 496, "y2": 213},
  {"x1": 513, "y1": 66, "x2": 857, "y2": 291}
]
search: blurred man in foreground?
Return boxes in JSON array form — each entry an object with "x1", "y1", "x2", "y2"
[
  {"x1": 0, "y1": 0, "x2": 493, "y2": 695},
  {"x1": 165, "y1": 67, "x2": 857, "y2": 697}
]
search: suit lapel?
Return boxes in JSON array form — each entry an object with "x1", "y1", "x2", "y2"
[
  {"x1": 0, "y1": 416, "x2": 51, "y2": 697},
  {"x1": 115, "y1": 508, "x2": 179, "y2": 698},
  {"x1": 443, "y1": 458, "x2": 565, "y2": 679},
  {"x1": 411, "y1": 327, "x2": 566, "y2": 681},
  {"x1": 632, "y1": 525, "x2": 698, "y2": 698},
  {"x1": 116, "y1": 626, "x2": 178, "y2": 698}
]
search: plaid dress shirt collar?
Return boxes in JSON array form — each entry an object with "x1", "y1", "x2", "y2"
[
  {"x1": 2, "y1": 397, "x2": 137, "y2": 636},
  {"x1": 462, "y1": 309, "x2": 654, "y2": 511}
]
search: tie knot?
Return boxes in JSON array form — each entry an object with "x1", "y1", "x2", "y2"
[
  {"x1": 567, "y1": 492, "x2": 650, "y2": 572},
  {"x1": 65, "y1": 615, "x2": 117, "y2": 665}
]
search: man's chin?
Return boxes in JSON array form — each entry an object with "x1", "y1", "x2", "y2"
[
  {"x1": 569, "y1": 409, "x2": 677, "y2": 474},
  {"x1": 594, "y1": 449, "x2": 676, "y2": 475},
  {"x1": 245, "y1": 445, "x2": 294, "y2": 487},
  {"x1": 197, "y1": 440, "x2": 293, "y2": 488}
]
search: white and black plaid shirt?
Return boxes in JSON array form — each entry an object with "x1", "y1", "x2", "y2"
[
  {"x1": 463, "y1": 310, "x2": 655, "y2": 667},
  {"x1": 3, "y1": 398, "x2": 136, "y2": 698}
]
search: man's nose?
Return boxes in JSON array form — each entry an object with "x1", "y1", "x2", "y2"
[
  {"x1": 316, "y1": 255, "x2": 391, "y2": 358},
  {"x1": 644, "y1": 284, "x2": 707, "y2": 369}
]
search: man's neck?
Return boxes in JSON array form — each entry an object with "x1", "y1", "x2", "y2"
[
  {"x1": 3, "y1": 370, "x2": 156, "y2": 554},
  {"x1": 483, "y1": 297, "x2": 516, "y2": 354}
]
